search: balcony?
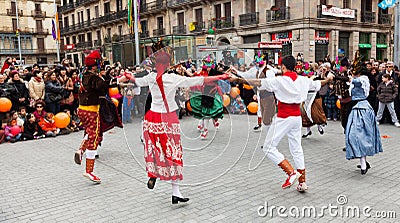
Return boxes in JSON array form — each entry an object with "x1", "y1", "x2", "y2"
[
  {"x1": 76, "y1": 41, "x2": 93, "y2": 49},
  {"x1": 94, "y1": 39, "x2": 102, "y2": 47},
  {"x1": 36, "y1": 28, "x2": 49, "y2": 35},
  {"x1": 140, "y1": 31, "x2": 149, "y2": 38},
  {"x1": 190, "y1": 21, "x2": 205, "y2": 33},
  {"x1": 266, "y1": 7, "x2": 290, "y2": 22},
  {"x1": 361, "y1": 11, "x2": 376, "y2": 23},
  {"x1": 239, "y1": 12, "x2": 259, "y2": 26},
  {"x1": 7, "y1": 9, "x2": 23, "y2": 16},
  {"x1": 167, "y1": 0, "x2": 202, "y2": 8},
  {"x1": 153, "y1": 28, "x2": 165, "y2": 36},
  {"x1": 378, "y1": 14, "x2": 391, "y2": 25},
  {"x1": 0, "y1": 49, "x2": 57, "y2": 55},
  {"x1": 173, "y1": 25, "x2": 186, "y2": 34},
  {"x1": 317, "y1": 5, "x2": 357, "y2": 21},
  {"x1": 59, "y1": 3, "x2": 75, "y2": 13},
  {"x1": 32, "y1": 10, "x2": 46, "y2": 18},
  {"x1": 209, "y1": 17, "x2": 234, "y2": 29},
  {"x1": 140, "y1": 0, "x2": 167, "y2": 14},
  {"x1": 80, "y1": 0, "x2": 98, "y2": 6}
]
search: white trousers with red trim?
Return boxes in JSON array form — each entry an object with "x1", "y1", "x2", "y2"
[{"x1": 262, "y1": 116, "x2": 305, "y2": 170}]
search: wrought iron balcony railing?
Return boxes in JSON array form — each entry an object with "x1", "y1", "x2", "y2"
[
  {"x1": 140, "y1": 0, "x2": 167, "y2": 14},
  {"x1": 266, "y1": 7, "x2": 290, "y2": 22},
  {"x1": 140, "y1": 31, "x2": 149, "y2": 38},
  {"x1": 59, "y1": 3, "x2": 74, "y2": 13},
  {"x1": 32, "y1": 10, "x2": 46, "y2": 17},
  {"x1": 209, "y1": 17, "x2": 234, "y2": 29},
  {"x1": 7, "y1": 9, "x2": 23, "y2": 16},
  {"x1": 75, "y1": 41, "x2": 93, "y2": 49},
  {"x1": 190, "y1": 21, "x2": 205, "y2": 33},
  {"x1": 361, "y1": 11, "x2": 376, "y2": 23},
  {"x1": 153, "y1": 28, "x2": 165, "y2": 36},
  {"x1": 378, "y1": 14, "x2": 391, "y2": 25},
  {"x1": 172, "y1": 25, "x2": 186, "y2": 34},
  {"x1": 239, "y1": 12, "x2": 259, "y2": 26}
]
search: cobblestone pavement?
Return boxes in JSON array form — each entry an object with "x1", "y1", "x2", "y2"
[{"x1": 0, "y1": 114, "x2": 399, "y2": 222}]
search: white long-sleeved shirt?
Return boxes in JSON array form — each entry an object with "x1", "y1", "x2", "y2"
[
  {"x1": 135, "y1": 72, "x2": 204, "y2": 113},
  {"x1": 259, "y1": 75, "x2": 321, "y2": 104},
  {"x1": 236, "y1": 65, "x2": 277, "y2": 79}
]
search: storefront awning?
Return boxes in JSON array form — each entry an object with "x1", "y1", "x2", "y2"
[
  {"x1": 358, "y1": 44, "x2": 372, "y2": 48},
  {"x1": 376, "y1": 44, "x2": 388, "y2": 48}
]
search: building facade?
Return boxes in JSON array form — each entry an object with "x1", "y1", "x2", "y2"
[
  {"x1": 60, "y1": 0, "x2": 394, "y2": 66},
  {"x1": 0, "y1": 0, "x2": 60, "y2": 65}
]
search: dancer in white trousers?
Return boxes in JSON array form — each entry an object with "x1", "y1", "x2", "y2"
[{"x1": 235, "y1": 55, "x2": 331, "y2": 192}]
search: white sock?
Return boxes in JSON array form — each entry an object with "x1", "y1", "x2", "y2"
[
  {"x1": 171, "y1": 180, "x2": 183, "y2": 198},
  {"x1": 203, "y1": 118, "x2": 210, "y2": 130},
  {"x1": 360, "y1": 157, "x2": 367, "y2": 170},
  {"x1": 264, "y1": 125, "x2": 269, "y2": 133}
]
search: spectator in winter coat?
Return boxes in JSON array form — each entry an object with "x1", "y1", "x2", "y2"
[
  {"x1": 28, "y1": 70, "x2": 45, "y2": 102},
  {"x1": 38, "y1": 112, "x2": 58, "y2": 137},
  {"x1": 22, "y1": 113, "x2": 44, "y2": 140},
  {"x1": 376, "y1": 73, "x2": 400, "y2": 127},
  {"x1": 44, "y1": 72, "x2": 64, "y2": 114},
  {"x1": 8, "y1": 71, "x2": 29, "y2": 111}
]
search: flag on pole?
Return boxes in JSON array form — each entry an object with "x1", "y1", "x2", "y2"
[
  {"x1": 55, "y1": 11, "x2": 60, "y2": 40},
  {"x1": 128, "y1": 0, "x2": 133, "y2": 33},
  {"x1": 137, "y1": 0, "x2": 142, "y2": 33},
  {"x1": 378, "y1": 0, "x2": 397, "y2": 10},
  {"x1": 52, "y1": 19, "x2": 56, "y2": 40}
]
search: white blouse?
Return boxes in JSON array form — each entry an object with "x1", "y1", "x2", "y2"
[{"x1": 135, "y1": 72, "x2": 204, "y2": 113}]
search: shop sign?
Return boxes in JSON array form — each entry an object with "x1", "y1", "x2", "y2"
[
  {"x1": 271, "y1": 31, "x2": 292, "y2": 43},
  {"x1": 258, "y1": 42, "x2": 283, "y2": 49},
  {"x1": 322, "y1": 5, "x2": 356, "y2": 18},
  {"x1": 64, "y1": 44, "x2": 75, "y2": 50},
  {"x1": 315, "y1": 31, "x2": 330, "y2": 44}
]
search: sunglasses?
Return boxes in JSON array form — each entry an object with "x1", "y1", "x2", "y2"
[
  {"x1": 36, "y1": 106, "x2": 43, "y2": 108},
  {"x1": 386, "y1": 66, "x2": 393, "y2": 68}
]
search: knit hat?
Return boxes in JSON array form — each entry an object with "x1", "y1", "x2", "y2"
[{"x1": 84, "y1": 50, "x2": 101, "y2": 67}]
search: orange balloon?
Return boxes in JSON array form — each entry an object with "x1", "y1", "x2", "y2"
[
  {"x1": 186, "y1": 101, "x2": 192, "y2": 112},
  {"x1": 54, "y1": 112, "x2": 70, "y2": 128},
  {"x1": 243, "y1": 84, "x2": 253, "y2": 90},
  {"x1": 223, "y1": 94, "x2": 230, "y2": 107},
  {"x1": 0, "y1": 97, "x2": 12, "y2": 112},
  {"x1": 111, "y1": 98, "x2": 119, "y2": 107},
  {"x1": 336, "y1": 99, "x2": 341, "y2": 109},
  {"x1": 230, "y1": 87, "x2": 240, "y2": 98},
  {"x1": 247, "y1": 102, "x2": 258, "y2": 114},
  {"x1": 108, "y1": 87, "x2": 119, "y2": 97}
]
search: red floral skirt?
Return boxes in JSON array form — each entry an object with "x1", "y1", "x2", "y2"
[{"x1": 143, "y1": 110, "x2": 183, "y2": 181}]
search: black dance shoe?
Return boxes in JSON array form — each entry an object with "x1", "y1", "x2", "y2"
[
  {"x1": 302, "y1": 131, "x2": 312, "y2": 138},
  {"x1": 361, "y1": 168, "x2": 368, "y2": 175},
  {"x1": 357, "y1": 162, "x2": 371, "y2": 170},
  {"x1": 172, "y1": 196, "x2": 189, "y2": 204},
  {"x1": 147, "y1": 178, "x2": 157, "y2": 189},
  {"x1": 342, "y1": 148, "x2": 346, "y2": 152}
]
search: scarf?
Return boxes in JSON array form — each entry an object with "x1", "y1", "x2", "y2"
[{"x1": 34, "y1": 76, "x2": 42, "y2": 82}]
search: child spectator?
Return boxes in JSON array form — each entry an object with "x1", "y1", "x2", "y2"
[
  {"x1": 4, "y1": 118, "x2": 22, "y2": 143},
  {"x1": 19, "y1": 106, "x2": 27, "y2": 123},
  {"x1": 33, "y1": 100, "x2": 47, "y2": 122},
  {"x1": 22, "y1": 113, "x2": 44, "y2": 140},
  {"x1": 376, "y1": 73, "x2": 400, "y2": 127},
  {"x1": 39, "y1": 112, "x2": 59, "y2": 137},
  {"x1": 324, "y1": 83, "x2": 339, "y2": 121},
  {"x1": 10, "y1": 110, "x2": 24, "y2": 127}
]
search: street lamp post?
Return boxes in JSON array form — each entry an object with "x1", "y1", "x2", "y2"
[{"x1": 15, "y1": 0, "x2": 22, "y2": 65}]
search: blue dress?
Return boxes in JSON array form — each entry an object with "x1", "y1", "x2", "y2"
[{"x1": 345, "y1": 76, "x2": 383, "y2": 159}]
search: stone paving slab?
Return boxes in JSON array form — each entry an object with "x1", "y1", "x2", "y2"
[{"x1": 0, "y1": 114, "x2": 399, "y2": 222}]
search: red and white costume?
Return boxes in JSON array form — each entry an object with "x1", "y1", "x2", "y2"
[{"x1": 259, "y1": 71, "x2": 321, "y2": 191}]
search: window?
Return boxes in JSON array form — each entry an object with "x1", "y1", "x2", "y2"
[
  {"x1": 72, "y1": 36, "x2": 76, "y2": 44},
  {"x1": 276, "y1": 0, "x2": 286, "y2": 8},
  {"x1": 11, "y1": 37, "x2": 18, "y2": 49},
  {"x1": 116, "y1": 0, "x2": 123, "y2": 12},
  {"x1": 87, "y1": 8, "x2": 90, "y2": 21},
  {"x1": 78, "y1": 11, "x2": 84, "y2": 24},
  {"x1": 177, "y1": 12, "x2": 184, "y2": 26},
  {"x1": 87, "y1": 32, "x2": 92, "y2": 42},
  {"x1": 157, "y1": 17, "x2": 163, "y2": 29},
  {"x1": 359, "y1": 33, "x2": 370, "y2": 44},
  {"x1": 95, "y1": 6, "x2": 99, "y2": 18},
  {"x1": 319, "y1": 0, "x2": 327, "y2": 5},
  {"x1": 246, "y1": 0, "x2": 256, "y2": 13},
  {"x1": 66, "y1": 37, "x2": 70, "y2": 45},
  {"x1": 343, "y1": 0, "x2": 350, "y2": 8},
  {"x1": 37, "y1": 38, "x2": 45, "y2": 51},
  {"x1": 377, "y1": 33, "x2": 386, "y2": 44},
  {"x1": 64, "y1": 16, "x2": 69, "y2": 28},
  {"x1": 107, "y1": 28, "x2": 111, "y2": 38},
  {"x1": 224, "y1": 2, "x2": 231, "y2": 18},
  {"x1": 104, "y1": 2, "x2": 110, "y2": 15},
  {"x1": 195, "y1": 8, "x2": 203, "y2": 22},
  {"x1": 71, "y1": 14, "x2": 75, "y2": 25},
  {"x1": 78, "y1": 34, "x2": 85, "y2": 42},
  {"x1": 11, "y1": 2, "x2": 16, "y2": 13},
  {"x1": 362, "y1": 0, "x2": 372, "y2": 12},
  {"x1": 35, "y1": 4, "x2": 41, "y2": 11},
  {"x1": 36, "y1": 20, "x2": 43, "y2": 31},
  {"x1": 140, "y1": 20, "x2": 148, "y2": 33},
  {"x1": 97, "y1": 30, "x2": 101, "y2": 40},
  {"x1": 214, "y1": 4, "x2": 221, "y2": 18},
  {"x1": 12, "y1": 19, "x2": 17, "y2": 31},
  {"x1": 118, "y1": 25, "x2": 122, "y2": 36}
]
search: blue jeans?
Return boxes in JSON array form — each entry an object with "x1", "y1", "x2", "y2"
[
  {"x1": 327, "y1": 107, "x2": 339, "y2": 119},
  {"x1": 6, "y1": 133, "x2": 21, "y2": 141},
  {"x1": 46, "y1": 102, "x2": 60, "y2": 115},
  {"x1": 122, "y1": 95, "x2": 135, "y2": 123}
]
